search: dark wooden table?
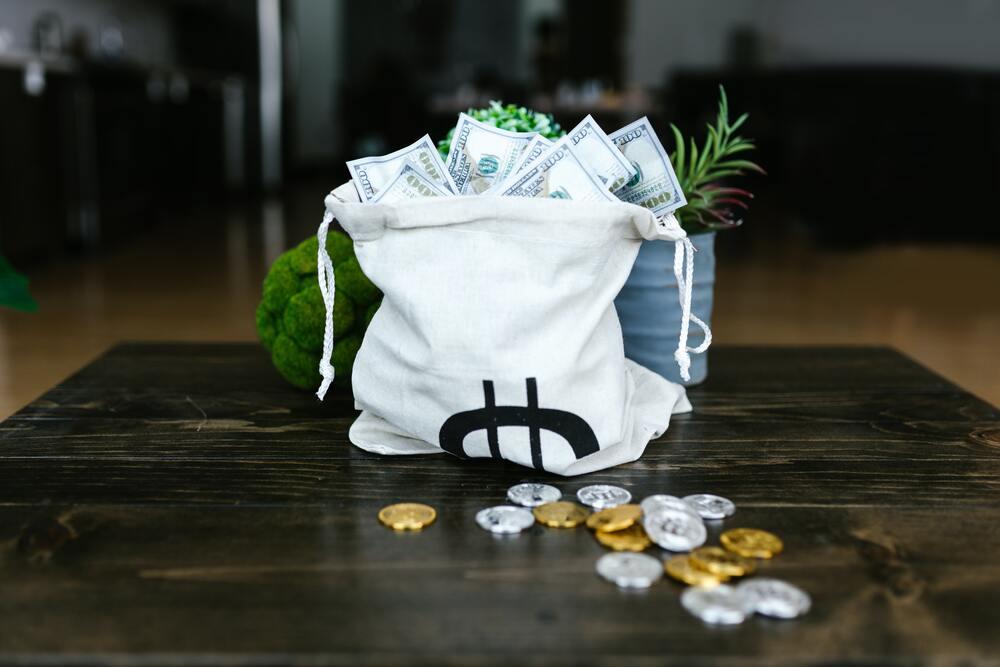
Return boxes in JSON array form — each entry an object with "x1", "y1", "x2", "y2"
[{"x1": 2, "y1": 343, "x2": 999, "y2": 665}]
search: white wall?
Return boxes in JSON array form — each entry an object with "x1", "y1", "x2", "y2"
[{"x1": 626, "y1": 0, "x2": 1000, "y2": 87}]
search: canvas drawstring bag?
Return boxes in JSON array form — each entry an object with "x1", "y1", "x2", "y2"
[{"x1": 314, "y1": 182, "x2": 710, "y2": 476}]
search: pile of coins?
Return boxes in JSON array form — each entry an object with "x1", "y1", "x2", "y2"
[{"x1": 378, "y1": 483, "x2": 810, "y2": 625}]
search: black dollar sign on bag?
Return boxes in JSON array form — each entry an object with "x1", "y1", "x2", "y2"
[{"x1": 439, "y1": 378, "x2": 600, "y2": 470}]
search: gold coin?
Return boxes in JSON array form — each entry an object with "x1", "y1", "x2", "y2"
[
  {"x1": 532, "y1": 501, "x2": 588, "y2": 528},
  {"x1": 594, "y1": 524, "x2": 651, "y2": 552},
  {"x1": 585, "y1": 503, "x2": 642, "y2": 532},
  {"x1": 378, "y1": 503, "x2": 437, "y2": 531},
  {"x1": 721, "y1": 528, "x2": 784, "y2": 558},
  {"x1": 690, "y1": 546, "x2": 756, "y2": 577},
  {"x1": 665, "y1": 555, "x2": 730, "y2": 587}
]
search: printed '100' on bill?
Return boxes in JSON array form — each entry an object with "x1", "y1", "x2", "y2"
[
  {"x1": 565, "y1": 114, "x2": 637, "y2": 192},
  {"x1": 508, "y1": 135, "x2": 554, "y2": 177},
  {"x1": 445, "y1": 113, "x2": 537, "y2": 194},
  {"x1": 347, "y1": 135, "x2": 458, "y2": 202},
  {"x1": 497, "y1": 140, "x2": 618, "y2": 202},
  {"x1": 371, "y1": 162, "x2": 453, "y2": 205},
  {"x1": 609, "y1": 117, "x2": 687, "y2": 216}
]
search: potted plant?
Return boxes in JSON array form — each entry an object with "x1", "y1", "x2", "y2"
[{"x1": 616, "y1": 87, "x2": 762, "y2": 385}]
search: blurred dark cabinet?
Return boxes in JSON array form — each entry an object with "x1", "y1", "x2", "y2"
[
  {"x1": 671, "y1": 68, "x2": 1000, "y2": 244},
  {"x1": 86, "y1": 66, "x2": 226, "y2": 244},
  {"x1": 0, "y1": 62, "x2": 230, "y2": 262},
  {"x1": 0, "y1": 67, "x2": 73, "y2": 260}
]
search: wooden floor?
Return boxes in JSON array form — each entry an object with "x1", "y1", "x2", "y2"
[{"x1": 2, "y1": 193, "x2": 998, "y2": 418}]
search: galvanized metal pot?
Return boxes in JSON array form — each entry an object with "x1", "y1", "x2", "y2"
[{"x1": 615, "y1": 232, "x2": 716, "y2": 386}]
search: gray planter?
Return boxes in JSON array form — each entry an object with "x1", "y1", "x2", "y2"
[{"x1": 615, "y1": 232, "x2": 716, "y2": 386}]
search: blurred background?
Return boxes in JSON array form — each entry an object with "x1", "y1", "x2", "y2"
[{"x1": 0, "y1": 0, "x2": 998, "y2": 415}]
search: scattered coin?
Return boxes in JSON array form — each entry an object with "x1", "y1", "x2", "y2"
[
  {"x1": 594, "y1": 524, "x2": 651, "y2": 552},
  {"x1": 595, "y1": 552, "x2": 663, "y2": 589},
  {"x1": 378, "y1": 502, "x2": 437, "y2": 531},
  {"x1": 721, "y1": 528, "x2": 784, "y2": 559},
  {"x1": 665, "y1": 555, "x2": 729, "y2": 587},
  {"x1": 681, "y1": 584, "x2": 754, "y2": 625},
  {"x1": 506, "y1": 482, "x2": 562, "y2": 508},
  {"x1": 643, "y1": 508, "x2": 707, "y2": 551},
  {"x1": 683, "y1": 494, "x2": 736, "y2": 520},
  {"x1": 641, "y1": 494, "x2": 699, "y2": 517},
  {"x1": 475, "y1": 505, "x2": 536, "y2": 534},
  {"x1": 586, "y1": 503, "x2": 642, "y2": 532},
  {"x1": 690, "y1": 546, "x2": 756, "y2": 578},
  {"x1": 533, "y1": 501, "x2": 589, "y2": 528},
  {"x1": 737, "y1": 578, "x2": 811, "y2": 619},
  {"x1": 577, "y1": 484, "x2": 632, "y2": 509}
]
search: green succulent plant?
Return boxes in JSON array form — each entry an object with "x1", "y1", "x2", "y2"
[
  {"x1": 437, "y1": 101, "x2": 564, "y2": 159},
  {"x1": 670, "y1": 86, "x2": 764, "y2": 234},
  {"x1": 255, "y1": 232, "x2": 380, "y2": 390}
]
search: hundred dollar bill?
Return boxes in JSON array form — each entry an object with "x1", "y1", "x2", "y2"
[
  {"x1": 347, "y1": 135, "x2": 458, "y2": 202},
  {"x1": 371, "y1": 162, "x2": 453, "y2": 205},
  {"x1": 565, "y1": 115, "x2": 637, "y2": 192},
  {"x1": 497, "y1": 140, "x2": 618, "y2": 202},
  {"x1": 445, "y1": 113, "x2": 537, "y2": 194},
  {"x1": 482, "y1": 135, "x2": 553, "y2": 195},
  {"x1": 609, "y1": 117, "x2": 687, "y2": 216},
  {"x1": 511, "y1": 135, "x2": 555, "y2": 175}
]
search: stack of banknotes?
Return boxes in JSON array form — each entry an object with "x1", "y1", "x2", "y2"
[{"x1": 346, "y1": 113, "x2": 687, "y2": 218}]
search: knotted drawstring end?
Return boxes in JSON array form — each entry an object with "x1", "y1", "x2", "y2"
[
  {"x1": 316, "y1": 373, "x2": 334, "y2": 401},
  {"x1": 674, "y1": 348, "x2": 692, "y2": 382},
  {"x1": 672, "y1": 235, "x2": 712, "y2": 384}
]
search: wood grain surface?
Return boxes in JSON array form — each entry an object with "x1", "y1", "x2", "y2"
[{"x1": 1, "y1": 343, "x2": 998, "y2": 665}]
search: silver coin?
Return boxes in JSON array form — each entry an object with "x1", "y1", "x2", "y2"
[
  {"x1": 737, "y1": 578, "x2": 812, "y2": 619},
  {"x1": 683, "y1": 493, "x2": 736, "y2": 520},
  {"x1": 643, "y1": 507, "x2": 707, "y2": 551},
  {"x1": 681, "y1": 584, "x2": 754, "y2": 625},
  {"x1": 475, "y1": 505, "x2": 535, "y2": 534},
  {"x1": 577, "y1": 484, "x2": 632, "y2": 509},
  {"x1": 506, "y1": 483, "x2": 562, "y2": 508},
  {"x1": 595, "y1": 552, "x2": 663, "y2": 589},
  {"x1": 641, "y1": 494, "x2": 700, "y2": 517}
]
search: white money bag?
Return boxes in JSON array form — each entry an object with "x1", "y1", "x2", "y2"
[{"x1": 315, "y1": 182, "x2": 710, "y2": 476}]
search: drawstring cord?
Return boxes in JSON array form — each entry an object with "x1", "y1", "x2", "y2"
[
  {"x1": 672, "y1": 235, "x2": 713, "y2": 382},
  {"x1": 316, "y1": 194, "x2": 337, "y2": 400}
]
